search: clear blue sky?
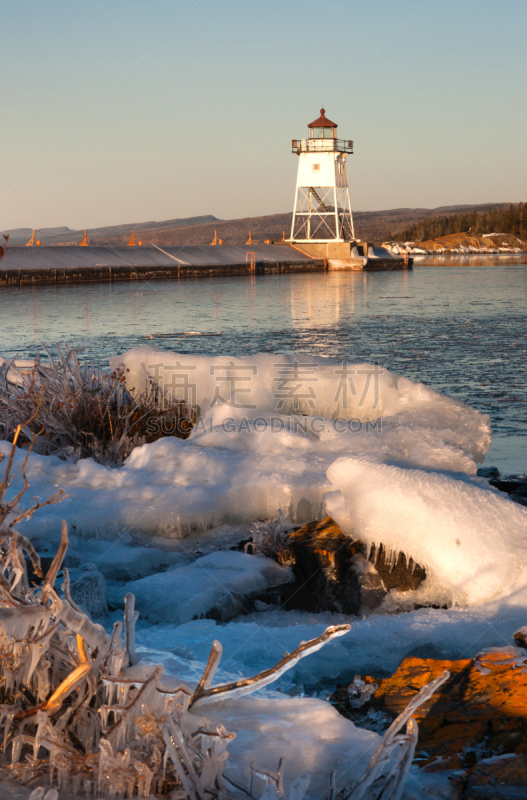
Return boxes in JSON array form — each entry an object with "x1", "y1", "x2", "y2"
[{"x1": 1, "y1": 0, "x2": 526, "y2": 230}]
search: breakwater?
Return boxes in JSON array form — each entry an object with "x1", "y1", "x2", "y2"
[
  {"x1": 0, "y1": 244, "x2": 410, "y2": 286},
  {"x1": 0, "y1": 244, "x2": 323, "y2": 286}
]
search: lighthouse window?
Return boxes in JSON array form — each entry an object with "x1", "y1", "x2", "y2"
[
  {"x1": 313, "y1": 164, "x2": 320, "y2": 171},
  {"x1": 311, "y1": 127, "x2": 333, "y2": 139}
]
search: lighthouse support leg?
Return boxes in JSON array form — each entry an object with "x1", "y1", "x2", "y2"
[
  {"x1": 334, "y1": 185, "x2": 339, "y2": 240},
  {"x1": 290, "y1": 191, "x2": 297, "y2": 240},
  {"x1": 347, "y1": 187, "x2": 355, "y2": 240}
]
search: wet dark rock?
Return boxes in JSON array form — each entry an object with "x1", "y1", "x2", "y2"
[
  {"x1": 353, "y1": 558, "x2": 388, "y2": 612},
  {"x1": 333, "y1": 645, "x2": 527, "y2": 784},
  {"x1": 477, "y1": 466, "x2": 501, "y2": 480},
  {"x1": 513, "y1": 626, "x2": 527, "y2": 649},
  {"x1": 232, "y1": 537, "x2": 253, "y2": 552},
  {"x1": 369, "y1": 543, "x2": 427, "y2": 592},
  {"x1": 285, "y1": 517, "x2": 366, "y2": 614},
  {"x1": 490, "y1": 479, "x2": 527, "y2": 494},
  {"x1": 463, "y1": 756, "x2": 527, "y2": 800},
  {"x1": 262, "y1": 517, "x2": 429, "y2": 616},
  {"x1": 488, "y1": 476, "x2": 527, "y2": 506}
]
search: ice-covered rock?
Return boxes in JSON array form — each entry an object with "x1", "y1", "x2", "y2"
[
  {"x1": 325, "y1": 458, "x2": 527, "y2": 606},
  {"x1": 119, "y1": 550, "x2": 293, "y2": 625},
  {"x1": 111, "y1": 349, "x2": 490, "y2": 452}
]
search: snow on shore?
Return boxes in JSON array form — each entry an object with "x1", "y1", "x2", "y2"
[{"x1": 2, "y1": 347, "x2": 525, "y2": 798}]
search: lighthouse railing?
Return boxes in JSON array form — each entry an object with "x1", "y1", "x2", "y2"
[{"x1": 291, "y1": 138, "x2": 353, "y2": 154}]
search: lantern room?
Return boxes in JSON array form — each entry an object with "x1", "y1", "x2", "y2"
[{"x1": 307, "y1": 108, "x2": 337, "y2": 139}]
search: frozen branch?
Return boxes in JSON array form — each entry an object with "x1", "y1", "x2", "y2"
[
  {"x1": 190, "y1": 624, "x2": 351, "y2": 708},
  {"x1": 123, "y1": 592, "x2": 139, "y2": 667},
  {"x1": 341, "y1": 669, "x2": 450, "y2": 800}
]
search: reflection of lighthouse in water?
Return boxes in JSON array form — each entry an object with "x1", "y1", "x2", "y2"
[
  {"x1": 288, "y1": 272, "x2": 364, "y2": 329},
  {"x1": 290, "y1": 109, "x2": 354, "y2": 242}
]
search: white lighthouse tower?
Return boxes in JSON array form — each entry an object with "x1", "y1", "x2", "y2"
[{"x1": 290, "y1": 109, "x2": 354, "y2": 242}]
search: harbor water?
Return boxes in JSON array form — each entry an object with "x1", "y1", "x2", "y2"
[{"x1": 1, "y1": 258, "x2": 525, "y2": 473}]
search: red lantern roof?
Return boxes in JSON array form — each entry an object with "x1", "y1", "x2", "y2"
[{"x1": 307, "y1": 108, "x2": 337, "y2": 128}]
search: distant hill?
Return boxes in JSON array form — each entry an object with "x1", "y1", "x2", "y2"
[
  {"x1": 2, "y1": 203, "x2": 511, "y2": 247},
  {"x1": 0, "y1": 226, "x2": 74, "y2": 244},
  {"x1": 390, "y1": 203, "x2": 526, "y2": 243},
  {"x1": 87, "y1": 203, "x2": 512, "y2": 246},
  {"x1": 94, "y1": 213, "x2": 293, "y2": 247},
  {"x1": 1, "y1": 216, "x2": 219, "y2": 247}
]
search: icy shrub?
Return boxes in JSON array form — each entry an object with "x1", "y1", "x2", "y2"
[
  {"x1": 247, "y1": 510, "x2": 293, "y2": 565},
  {"x1": 0, "y1": 345, "x2": 199, "y2": 465}
]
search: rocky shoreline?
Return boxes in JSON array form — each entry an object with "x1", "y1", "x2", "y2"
[{"x1": 384, "y1": 232, "x2": 526, "y2": 257}]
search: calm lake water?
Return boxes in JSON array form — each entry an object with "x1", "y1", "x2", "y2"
[{"x1": 1, "y1": 258, "x2": 526, "y2": 473}]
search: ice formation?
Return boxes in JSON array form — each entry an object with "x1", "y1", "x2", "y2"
[
  {"x1": 119, "y1": 550, "x2": 293, "y2": 625},
  {"x1": 0, "y1": 497, "x2": 344, "y2": 796},
  {"x1": 326, "y1": 458, "x2": 527, "y2": 605},
  {"x1": 1, "y1": 347, "x2": 492, "y2": 540},
  {"x1": 67, "y1": 563, "x2": 109, "y2": 619},
  {"x1": 0, "y1": 426, "x2": 455, "y2": 800},
  {"x1": 112, "y1": 347, "x2": 491, "y2": 474}
]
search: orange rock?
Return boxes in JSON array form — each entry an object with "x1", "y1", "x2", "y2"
[{"x1": 358, "y1": 647, "x2": 527, "y2": 764}]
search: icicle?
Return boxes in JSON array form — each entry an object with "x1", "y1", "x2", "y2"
[
  {"x1": 123, "y1": 593, "x2": 139, "y2": 667},
  {"x1": 105, "y1": 621, "x2": 125, "y2": 678}
]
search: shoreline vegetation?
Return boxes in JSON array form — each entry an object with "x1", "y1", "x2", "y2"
[
  {"x1": 384, "y1": 231, "x2": 526, "y2": 256},
  {"x1": 386, "y1": 202, "x2": 527, "y2": 255}
]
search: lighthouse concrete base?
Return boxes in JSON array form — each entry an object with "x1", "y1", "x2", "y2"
[
  {"x1": 327, "y1": 257, "x2": 366, "y2": 270},
  {"x1": 288, "y1": 241, "x2": 357, "y2": 259},
  {"x1": 287, "y1": 242, "x2": 412, "y2": 271}
]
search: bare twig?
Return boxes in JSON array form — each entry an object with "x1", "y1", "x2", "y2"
[{"x1": 42, "y1": 520, "x2": 68, "y2": 599}]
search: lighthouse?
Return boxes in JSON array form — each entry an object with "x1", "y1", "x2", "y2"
[{"x1": 290, "y1": 109, "x2": 354, "y2": 242}]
